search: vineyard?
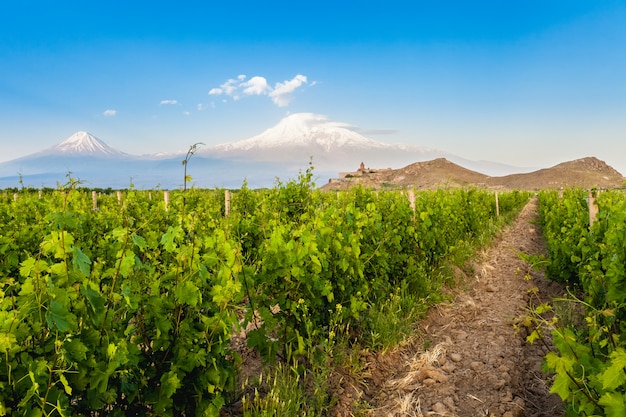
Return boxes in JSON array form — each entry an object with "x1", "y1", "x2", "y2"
[
  {"x1": 536, "y1": 188, "x2": 626, "y2": 416},
  {"x1": 0, "y1": 169, "x2": 535, "y2": 416}
]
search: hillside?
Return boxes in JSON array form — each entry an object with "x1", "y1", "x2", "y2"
[
  {"x1": 489, "y1": 157, "x2": 625, "y2": 190},
  {"x1": 322, "y1": 157, "x2": 624, "y2": 191}
]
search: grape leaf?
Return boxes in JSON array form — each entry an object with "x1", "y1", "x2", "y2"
[
  {"x1": 601, "y1": 348, "x2": 626, "y2": 390},
  {"x1": 161, "y1": 226, "x2": 183, "y2": 253},
  {"x1": 46, "y1": 300, "x2": 76, "y2": 333},
  {"x1": 131, "y1": 233, "x2": 147, "y2": 250},
  {"x1": 599, "y1": 392, "x2": 626, "y2": 417},
  {"x1": 175, "y1": 281, "x2": 201, "y2": 307},
  {"x1": 72, "y1": 247, "x2": 91, "y2": 276},
  {"x1": 160, "y1": 369, "x2": 181, "y2": 398}
]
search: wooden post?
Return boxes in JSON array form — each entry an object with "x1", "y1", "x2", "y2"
[
  {"x1": 495, "y1": 192, "x2": 500, "y2": 217},
  {"x1": 588, "y1": 190, "x2": 598, "y2": 228},
  {"x1": 117, "y1": 191, "x2": 122, "y2": 206},
  {"x1": 407, "y1": 188, "x2": 416, "y2": 213},
  {"x1": 164, "y1": 191, "x2": 169, "y2": 212},
  {"x1": 224, "y1": 190, "x2": 231, "y2": 217},
  {"x1": 92, "y1": 191, "x2": 98, "y2": 210},
  {"x1": 13, "y1": 193, "x2": 18, "y2": 202},
  {"x1": 38, "y1": 190, "x2": 42, "y2": 199}
]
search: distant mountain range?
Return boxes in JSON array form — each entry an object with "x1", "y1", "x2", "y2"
[
  {"x1": 323, "y1": 157, "x2": 625, "y2": 191},
  {"x1": 0, "y1": 113, "x2": 542, "y2": 189}
]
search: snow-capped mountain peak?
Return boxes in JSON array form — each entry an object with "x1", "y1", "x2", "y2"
[
  {"x1": 48, "y1": 131, "x2": 125, "y2": 156},
  {"x1": 212, "y1": 113, "x2": 389, "y2": 152}
]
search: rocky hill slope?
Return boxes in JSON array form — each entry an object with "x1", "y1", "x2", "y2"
[{"x1": 322, "y1": 157, "x2": 624, "y2": 190}]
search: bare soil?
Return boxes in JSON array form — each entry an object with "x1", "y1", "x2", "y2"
[{"x1": 331, "y1": 196, "x2": 565, "y2": 416}]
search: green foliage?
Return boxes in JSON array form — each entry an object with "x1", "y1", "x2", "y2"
[
  {"x1": 537, "y1": 189, "x2": 626, "y2": 416},
  {"x1": 365, "y1": 283, "x2": 432, "y2": 352},
  {"x1": 0, "y1": 177, "x2": 531, "y2": 415},
  {"x1": 0, "y1": 186, "x2": 238, "y2": 416}
]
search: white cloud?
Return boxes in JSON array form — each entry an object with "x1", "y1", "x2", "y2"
[
  {"x1": 183, "y1": 111, "x2": 190, "y2": 116},
  {"x1": 208, "y1": 74, "x2": 310, "y2": 107},
  {"x1": 160, "y1": 99, "x2": 178, "y2": 105},
  {"x1": 103, "y1": 109, "x2": 117, "y2": 116},
  {"x1": 270, "y1": 74, "x2": 308, "y2": 107},
  {"x1": 222, "y1": 78, "x2": 240, "y2": 96},
  {"x1": 242, "y1": 76, "x2": 271, "y2": 95},
  {"x1": 197, "y1": 103, "x2": 205, "y2": 111}
]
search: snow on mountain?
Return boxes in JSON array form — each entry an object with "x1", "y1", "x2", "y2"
[
  {"x1": 0, "y1": 118, "x2": 531, "y2": 189},
  {"x1": 42, "y1": 131, "x2": 128, "y2": 157},
  {"x1": 211, "y1": 113, "x2": 404, "y2": 152},
  {"x1": 207, "y1": 112, "x2": 453, "y2": 175}
]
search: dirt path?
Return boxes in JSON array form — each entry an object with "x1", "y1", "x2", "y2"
[{"x1": 344, "y1": 196, "x2": 565, "y2": 416}]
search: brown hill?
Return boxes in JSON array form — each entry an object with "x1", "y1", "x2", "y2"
[
  {"x1": 487, "y1": 157, "x2": 625, "y2": 190},
  {"x1": 322, "y1": 157, "x2": 624, "y2": 191}
]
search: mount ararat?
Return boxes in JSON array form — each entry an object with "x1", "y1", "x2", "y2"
[{"x1": 0, "y1": 113, "x2": 529, "y2": 189}]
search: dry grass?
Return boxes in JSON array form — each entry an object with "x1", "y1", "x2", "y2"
[{"x1": 369, "y1": 342, "x2": 451, "y2": 416}]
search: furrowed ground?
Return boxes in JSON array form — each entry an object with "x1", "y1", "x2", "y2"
[{"x1": 331, "y1": 196, "x2": 565, "y2": 417}]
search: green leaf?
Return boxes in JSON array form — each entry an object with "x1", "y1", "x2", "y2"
[
  {"x1": 117, "y1": 253, "x2": 135, "y2": 278},
  {"x1": 18, "y1": 370, "x2": 40, "y2": 408},
  {"x1": 174, "y1": 281, "x2": 201, "y2": 307},
  {"x1": 419, "y1": 211, "x2": 432, "y2": 227},
  {"x1": 209, "y1": 397, "x2": 225, "y2": 417},
  {"x1": 131, "y1": 233, "x2": 147, "y2": 250},
  {"x1": 310, "y1": 254, "x2": 322, "y2": 273},
  {"x1": 599, "y1": 392, "x2": 626, "y2": 417},
  {"x1": 121, "y1": 283, "x2": 139, "y2": 310},
  {"x1": 50, "y1": 212, "x2": 77, "y2": 230},
  {"x1": 90, "y1": 368, "x2": 110, "y2": 394},
  {"x1": 161, "y1": 226, "x2": 183, "y2": 253},
  {"x1": 50, "y1": 261, "x2": 68, "y2": 278},
  {"x1": 72, "y1": 247, "x2": 91, "y2": 276},
  {"x1": 535, "y1": 303, "x2": 552, "y2": 314},
  {"x1": 19, "y1": 257, "x2": 37, "y2": 278},
  {"x1": 26, "y1": 409, "x2": 43, "y2": 417},
  {"x1": 160, "y1": 369, "x2": 181, "y2": 398},
  {"x1": 64, "y1": 338, "x2": 88, "y2": 362},
  {"x1": 80, "y1": 281, "x2": 105, "y2": 321},
  {"x1": 58, "y1": 373, "x2": 72, "y2": 395},
  {"x1": 41, "y1": 231, "x2": 74, "y2": 259},
  {"x1": 545, "y1": 352, "x2": 576, "y2": 400},
  {"x1": 46, "y1": 300, "x2": 75, "y2": 333},
  {"x1": 18, "y1": 277, "x2": 35, "y2": 296},
  {"x1": 549, "y1": 371, "x2": 573, "y2": 401},
  {"x1": 0, "y1": 332, "x2": 17, "y2": 353},
  {"x1": 602, "y1": 348, "x2": 626, "y2": 390},
  {"x1": 526, "y1": 329, "x2": 541, "y2": 344},
  {"x1": 211, "y1": 280, "x2": 242, "y2": 307},
  {"x1": 111, "y1": 227, "x2": 128, "y2": 242}
]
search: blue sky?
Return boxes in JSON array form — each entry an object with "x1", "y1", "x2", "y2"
[{"x1": 2, "y1": 1, "x2": 626, "y2": 173}]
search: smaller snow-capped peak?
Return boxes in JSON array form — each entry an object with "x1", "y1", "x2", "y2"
[
  {"x1": 212, "y1": 113, "x2": 391, "y2": 152},
  {"x1": 49, "y1": 131, "x2": 125, "y2": 156}
]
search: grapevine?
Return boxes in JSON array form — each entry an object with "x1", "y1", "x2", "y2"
[{"x1": 0, "y1": 176, "x2": 531, "y2": 416}]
